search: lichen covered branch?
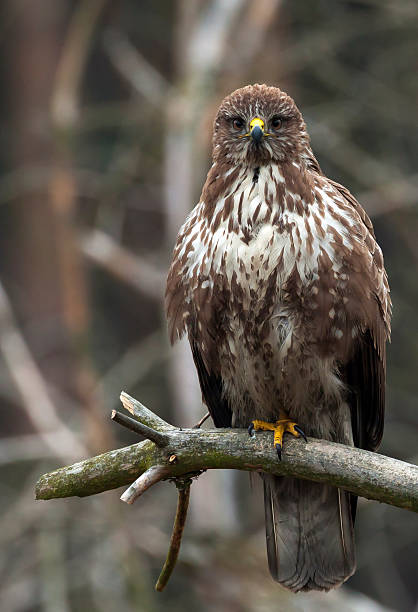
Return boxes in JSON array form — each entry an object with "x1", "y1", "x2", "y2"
[{"x1": 35, "y1": 393, "x2": 418, "y2": 513}]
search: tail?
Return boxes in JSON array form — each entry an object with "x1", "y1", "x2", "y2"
[{"x1": 263, "y1": 475, "x2": 356, "y2": 592}]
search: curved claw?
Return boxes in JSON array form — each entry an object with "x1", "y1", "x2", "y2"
[
  {"x1": 275, "y1": 443, "x2": 282, "y2": 461},
  {"x1": 248, "y1": 423, "x2": 255, "y2": 437},
  {"x1": 294, "y1": 425, "x2": 307, "y2": 442}
]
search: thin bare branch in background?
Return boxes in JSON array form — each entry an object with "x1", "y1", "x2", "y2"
[
  {"x1": 51, "y1": 0, "x2": 108, "y2": 127},
  {"x1": 227, "y1": 0, "x2": 282, "y2": 70},
  {"x1": 103, "y1": 29, "x2": 169, "y2": 103},
  {"x1": 79, "y1": 229, "x2": 165, "y2": 299},
  {"x1": 0, "y1": 280, "x2": 86, "y2": 462},
  {"x1": 49, "y1": 0, "x2": 113, "y2": 453},
  {"x1": 0, "y1": 434, "x2": 62, "y2": 465}
]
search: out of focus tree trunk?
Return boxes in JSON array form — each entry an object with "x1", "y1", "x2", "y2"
[{"x1": 6, "y1": 0, "x2": 110, "y2": 452}]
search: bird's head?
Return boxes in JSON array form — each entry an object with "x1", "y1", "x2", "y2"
[{"x1": 212, "y1": 84, "x2": 311, "y2": 167}]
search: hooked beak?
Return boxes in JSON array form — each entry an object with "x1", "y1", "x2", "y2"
[{"x1": 250, "y1": 117, "x2": 265, "y2": 143}]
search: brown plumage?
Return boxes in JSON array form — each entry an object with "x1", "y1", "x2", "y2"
[{"x1": 165, "y1": 84, "x2": 391, "y2": 591}]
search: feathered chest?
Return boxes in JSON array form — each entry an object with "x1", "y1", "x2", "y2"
[
  {"x1": 167, "y1": 162, "x2": 374, "y2": 361},
  {"x1": 184, "y1": 164, "x2": 353, "y2": 304}
]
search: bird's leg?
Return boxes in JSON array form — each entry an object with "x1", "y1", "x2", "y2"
[{"x1": 248, "y1": 414, "x2": 307, "y2": 460}]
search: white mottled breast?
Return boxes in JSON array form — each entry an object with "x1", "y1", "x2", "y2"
[
  {"x1": 184, "y1": 163, "x2": 354, "y2": 299},
  {"x1": 179, "y1": 162, "x2": 359, "y2": 435}
]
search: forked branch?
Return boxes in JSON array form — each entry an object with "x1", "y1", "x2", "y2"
[
  {"x1": 36, "y1": 392, "x2": 418, "y2": 513},
  {"x1": 35, "y1": 391, "x2": 418, "y2": 591}
]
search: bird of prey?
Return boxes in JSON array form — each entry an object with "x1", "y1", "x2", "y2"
[{"x1": 165, "y1": 84, "x2": 391, "y2": 592}]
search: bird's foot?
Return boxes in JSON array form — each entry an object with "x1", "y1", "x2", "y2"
[{"x1": 248, "y1": 419, "x2": 307, "y2": 460}]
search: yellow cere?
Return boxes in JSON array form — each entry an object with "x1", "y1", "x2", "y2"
[
  {"x1": 249, "y1": 117, "x2": 265, "y2": 131},
  {"x1": 239, "y1": 117, "x2": 271, "y2": 138}
]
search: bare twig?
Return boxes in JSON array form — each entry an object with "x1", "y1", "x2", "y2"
[
  {"x1": 193, "y1": 412, "x2": 210, "y2": 428},
  {"x1": 111, "y1": 410, "x2": 169, "y2": 447},
  {"x1": 155, "y1": 478, "x2": 192, "y2": 592},
  {"x1": 120, "y1": 392, "x2": 175, "y2": 432},
  {"x1": 120, "y1": 466, "x2": 170, "y2": 505}
]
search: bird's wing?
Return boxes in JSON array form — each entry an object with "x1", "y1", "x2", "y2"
[
  {"x1": 344, "y1": 329, "x2": 386, "y2": 452},
  {"x1": 325, "y1": 179, "x2": 391, "y2": 522},
  {"x1": 329, "y1": 179, "x2": 391, "y2": 453},
  {"x1": 342, "y1": 328, "x2": 386, "y2": 524},
  {"x1": 190, "y1": 338, "x2": 232, "y2": 427},
  {"x1": 165, "y1": 201, "x2": 232, "y2": 428}
]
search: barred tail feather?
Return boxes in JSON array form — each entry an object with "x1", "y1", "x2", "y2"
[{"x1": 263, "y1": 475, "x2": 356, "y2": 592}]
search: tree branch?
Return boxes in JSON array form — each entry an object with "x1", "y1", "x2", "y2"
[
  {"x1": 155, "y1": 478, "x2": 192, "y2": 592},
  {"x1": 120, "y1": 465, "x2": 170, "y2": 504},
  {"x1": 111, "y1": 409, "x2": 169, "y2": 447},
  {"x1": 35, "y1": 393, "x2": 418, "y2": 513}
]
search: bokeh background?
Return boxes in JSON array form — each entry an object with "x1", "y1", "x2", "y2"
[{"x1": 0, "y1": 1, "x2": 417, "y2": 611}]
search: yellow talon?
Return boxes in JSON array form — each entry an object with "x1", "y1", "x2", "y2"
[
  {"x1": 251, "y1": 419, "x2": 277, "y2": 432},
  {"x1": 248, "y1": 418, "x2": 307, "y2": 460}
]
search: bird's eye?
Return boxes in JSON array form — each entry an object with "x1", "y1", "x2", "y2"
[
  {"x1": 232, "y1": 117, "x2": 244, "y2": 130},
  {"x1": 271, "y1": 116, "x2": 282, "y2": 130}
]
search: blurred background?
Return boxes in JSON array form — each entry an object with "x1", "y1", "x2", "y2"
[{"x1": 0, "y1": 1, "x2": 417, "y2": 611}]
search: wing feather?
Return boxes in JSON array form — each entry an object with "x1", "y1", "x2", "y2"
[
  {"x1": 190, "y1": 339, "x2": 232, "y2": 427},
  {"x1": 344, "y1": 329, "x2": 386, "y2": 453},
  {"x1": 327, "y1": 180, "x2": 390, "y2": 521}
]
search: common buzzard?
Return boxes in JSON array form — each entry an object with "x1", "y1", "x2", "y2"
[{"x1": 166, "y1": 84, "x2": 391, "y2": 591}]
